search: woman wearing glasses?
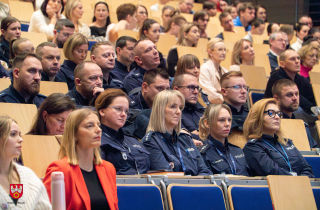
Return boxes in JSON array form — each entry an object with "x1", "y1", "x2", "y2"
[
  {"x1": 298, "y1": 44, "x2": 319, "y2": 80},
  {"x1": 95, "y1": 89, "x2": 150, "y2": 175},
  {"x1": 229, "y1": 39, "x2": 255, "y2": 71},
  {"x1": 199, "y1": 104, "x2": 250, "y2": 175},
  {"x1": 141, "y1": 90, "x2": 212, "y2": 175},
  {"x1": 243, "y1": 98, "x2": 314, "y2": 177},
  {"x1": 199, "y1": 38, "x2": 228, "y2": 104}
]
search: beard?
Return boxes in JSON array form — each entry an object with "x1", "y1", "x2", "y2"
[
  {"x1": 279, "y1": 101, "x2": 299, "y2": 113},
  {"x1": 20, "y1": 80, "x2": 40, "y2": 96}
]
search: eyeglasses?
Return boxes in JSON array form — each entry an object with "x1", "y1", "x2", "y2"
[
  {"x1": 212, "y1": 48, "x2": 228, "y2": 53},
  {"x1": 307, "y1": 54, "x2": 319, "y2": 59},
  {"x1": 178, "y1": 85, "x2": 202, "y2": 92},
  {"x1": 107, "y1": 106, "x2": 130, "y2": 115},
  {"x1": 264, "y1": 110, "x2": 283, "y2": 118},
  {"x1": 275, "y1": 39, "x2": 288, "y2": 45},
  {"x1": 224, "y1": 85, "x2": 249, "y2": 91},
  {"x1": 56, "y1": 30, "x2": 73, "y2": 38},
  {"x1": 184, "y1": 2, "x2": 193, "y2": 7}
]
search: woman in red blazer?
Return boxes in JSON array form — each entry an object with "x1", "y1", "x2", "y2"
[{"x1": 43, "y1": 108, "x2": 118, "y2": 210}]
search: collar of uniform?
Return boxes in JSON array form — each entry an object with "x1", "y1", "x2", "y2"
[
  {"x1": 101, "y1": 123, "x2": 125, "y2": 142},
  {"x1": 184, "y1": 101, "x2": 197, "y2": 112},
  {"x1": 161, "y1": 130, "x2": 178, "y2": 144},
  {"x1": 115, "y1": 59, "x2": 128, "y2": 72},
  {"x1": 9, "y1": 85, "x2": 36, "y2": 104},
  {"x1": 41, "y1": 71, "x2": 60, "y2": 82},
  {"x1": 224, "y1": 101, "x2": 245, "y2": 115},
  {"x1": 282, "y1": 112, "x2": 296, "y2": 119},
  {"x1": 136, "y1": 65, "x2": 147, "y2": 75},
  {"x1": 208, "y1": 135, "x2": 229, "y2": 151},
  {"x1": 62, "y1": 60, "x2": 77, "y2": 70},
  {"x1": 261, "y1": 133, "x2": 278, "y2": 144},
  {"x1": 73, "y1": 87, "x2": 91, "y2": 106},
  {"x1": 1, "y1": 36, "x2": 9, "y2": 48},
  {"x1": 139, "y1": 92, "x2": 150, "y2": 109}
]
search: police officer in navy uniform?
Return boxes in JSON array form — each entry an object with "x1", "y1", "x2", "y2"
[
  {"x1": 0, "y1": 52, "x2": 47, "y2": 108},
  {"x1": 243, "y1": 98, "x2": 314, "y2": 177},
  {"x1": 198, "y1": 104, "x2": 250, "y2": 175},
  {"x1": 141, "y1": 90, "x2": 212, "y2": 176},
  {"x1": 123, "y1": 39, "x2": 161, "y2": 93},
  {"x1": 96, "y1": 88, "x2": 150, "y2": 175}
]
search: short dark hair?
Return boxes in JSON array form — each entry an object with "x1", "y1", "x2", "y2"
[
  {"x1": 203, "y1": 1, "x2": 216, "y2": 10},
  {"x1": 116, "y1": 36, "x2": 137, "y2": 51},
  {"x1": 272, "y1": 79, "x2": 297, "y2": 97},
  {"x1": 54, "y1": 19, "x2": 75, "y2": 31},
  {"x1": 295, "y1": 22, "x2": 309, "y2": 32},
  {"x1": 36, "y1": 42, "x2": 58, "y2": 57},
  {"x1": 12, "y1": 52, "x2": 41, "y2": 70},
  {"x1": 238, "y1": 2, "x2": 254, "y2": 16},
  {"x1": 90, "y1": 41, "x2": 112, "y2": 56},
  {"x1": 143, "y1": 68, "x2": 169, "y2": 85},
  {"x1": 251, "y1": 18, "x2": 264, "y2": 28},
  {"x1": 309, "y1": 27, "x2": 320, "y2": 36},
  {"x1": 219, "y1": 11, "x2": 231, "y2": 22},
  {"x1": 193, "y1": 10, "x2": 209, "y2": 22},
  {"x1": 116, "y1": 3, "x2": 136, "y2": 21},
  {"x1": 302, "y1": 35, "x2": 319, "y2": 46},
  {"x1": 41, "y1": 0, "x2": 64, "y2": 18},
  {"x1": 267, "y1": 23, "x2": 278, "y2": 35}
]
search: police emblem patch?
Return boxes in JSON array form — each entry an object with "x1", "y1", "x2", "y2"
[{"x1": 121, "y1": 152, "x2": 127, "y2": 160}]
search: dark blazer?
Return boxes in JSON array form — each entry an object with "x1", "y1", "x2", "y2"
[
  {"x1": 43, "y1": 157, "x2": 118, "y2": 210},
  {"x1": 267, "y1": 52, "x2": 279, "y2": 72},
  {"x1": 56, "y1": 60, "x2": 77, "y2": 90}
]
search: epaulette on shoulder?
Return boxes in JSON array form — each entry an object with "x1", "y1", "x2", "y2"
[
  {"x1": 249, "y1": 139, "x2": 257, "y2": 143},
  {"x1": 199, "y1": 141, "x2": 210, "y2": 154},
  {"x1": 37, "y1": 93, "x2": 47, "y2": 98},
  {"x1": 143, "y1": 131, "x2": 154, "y2": 142}
]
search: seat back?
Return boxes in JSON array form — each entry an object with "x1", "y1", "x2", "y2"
[
  {"x1": 240, "y1": 65, "x2": 268, "y2": 90},
  {"x1": 309, "y1": 71, "x2": 320, "y2": 85},
  {"x1": 9, "y1": 1, "x2": 34, "y2": 22},
  {"x1": 252, "y1": 43, "x2": 269, "y2": 55},
  {"x1": 156, "y1": 34, "x2": 176, "y2": 56},
  {"x1": 312, "y1": 187, "x2": 320, "y2": 209},
  {"x1": 177, "y1": 46, "x2": 204, "y2": 65},
  {"x1": 228, "y1": 185, "x2": 273, "y2": 210},
  {"x1": 248, "y1": 91, "x2": 264, "y2": 107},
  {"x1": 220, "y1": 51, "x2": 232, "y2": 70},
  {"x1": 117, "y1": 184, "x2": 164, "y2": 210},
  {"x1": 167, "y1": 184, "x2": 226, "y2": 210},
  {"x1": 280, "y1": 119, "x2": 311, "y2": 151},
  {"x1": 21, "y1": 135, "x2": 60, "y2": 178},
  {"x1": 303, "y1": 156, "x2": 320, "y2": 178},
  {"x1": 228, "y1": 130, "x2": 247, "y2": 149},
  {"x1": 312, "y1": 84, "x2": 320, "y2": 106},
  {"x1": 40, "y1": 81, "x2": 69, "y2": 96},
  {"x1": 21, "y1": 31, "x2": 48, "y2": 48},
  {"x1": 0, "y1": 103, "x2": 37, "y2": 135},
  {"x1": 0, "y1": 78, "x2": 11, "y2": 92},
  {"x1": 223, "y1": 31, "x2": 244, "y2": 43},
  {"x1": 254, "y1": 54, "x2": 272, "y2": 77},
  {"x1": 118, "y1": 30, "x2": 139, "y2": 40},
  {"x1": 251, "y1": 34, "x2": 269, "y2": 44}
]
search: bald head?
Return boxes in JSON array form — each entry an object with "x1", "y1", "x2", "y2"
[{"x1": 133, "y1": 39, "x2": 160, "y2": 70}]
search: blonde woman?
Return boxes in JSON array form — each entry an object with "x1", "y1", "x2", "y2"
[
  {"x1": 65, "y1": 0, "x2": 90, "y2": 37},
  {"x1": 141, "y1": 90, "x2": 212, "y2": 176},
  {"x1": 199, "y1": 38, "x2": 228, "y2": 104},
  {"x1": 43, "y1": 108, "x2": 118, "y2": 210},
  {"x1": 298, "y1": 44, "x2": 319, "y2": 79},
  {"x1": 243, "y1": 98, "x2": 314, "y2": 177},
  {"x1": 229, "y1": 39, "x2": 255, "y2": 71}
]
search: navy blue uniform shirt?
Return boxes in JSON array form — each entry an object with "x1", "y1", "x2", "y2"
[
  {"x1": 0, "y1": 85, "x2": 47, "y2": 108},
  {"x1": 100, "y1": 124, "x2": 150, "y2": 175},
  {"x1": 66, "y1": 87, "x2": 93, "y2": 108},
  {"x1": 0, "y1": 36, "x2": 10, "y2": 68},
  {"x1": 123, "y1": 66, "x2": 147, "y2": 93},
  {"x1": 141, "y1": 130, "x2": 212, "y2": 176},
  {"x1": 199, "y1": 135, "x2": 250, "y2": 176},
  {"x1": 110, "y1": 59, "x2": 129, "y2": 82},
  {"x1": 56, "y1": 60, "x2": 77, "y2": 90},
  {"x1": 224, "y1": 102, "x2": 249, "y2": 131},
  {"x1": 243, "y1": 134, "x2": 314, "y2": 178},
  {"x1": 41, "y1": 71, "x2": 62, "y2": 82},
  {"x1": 129, "y1": 91, "x2": 150, "y2": 110}
]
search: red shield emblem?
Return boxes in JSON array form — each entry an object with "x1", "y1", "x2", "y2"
[{"x1": 10, "y1": 184, "x2": 23, "y2": 199}]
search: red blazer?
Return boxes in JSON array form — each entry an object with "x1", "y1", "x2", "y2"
[{"x1": 43, "y1": 157, "x2": 118, "y2": 210}]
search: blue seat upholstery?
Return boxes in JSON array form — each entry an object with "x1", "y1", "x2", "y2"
[
  {"x1": 117, "y1": 184, "x2": 164, "y2": 210},
  {"x1": 304, "y1": 156, "x2": 320, "y2": 178},
  {"x1": 21, "y1": 23, "x2": 29, "y2": 32},
  {"x1": 250, "y1": 91, "x2": 264, "y2": 105},
  {"x1": 312, "y1": 187, "x2": 320, "y2": 209},
  {"x1": 167, "y1": 184, "x2": 226, "y2": 210},
  {"x1": 228, "y1": 185, "x2": 273, "y2": 210}
]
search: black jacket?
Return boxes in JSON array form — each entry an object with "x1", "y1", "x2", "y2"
[
  {"x1": 267, "y1": 52, "x2": 279, "y2": 72},
  {"x1": 243, "y1": 134, "x2": 314, "y2": 178},
  {"x1": 199, "y1": 135, "x2": 250, "y2": 176},
  {"x1": 66, "y1": 87, "x2": 93, "y2": 108},
  {"x1": 56, "y1": 60, "x2": 77, "y2": 90}
]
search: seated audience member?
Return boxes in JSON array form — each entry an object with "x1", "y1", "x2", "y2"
[
  {"x1": 243, "y1": 18, "x2": 265, "y2": 43},
  {"x1": 164, "y1": 15, "x2": 186, "y2": 39},
  {"x1": 106, "y1": 3, "x2": 137, "y2": 46},
  {"x1": 66, "y1": 61, "x2": 104, "y2": 108},
  {"x1": 110, "y1": 36, "x2": 137, "y2": 81},
  {"x1": 219, "y1": 0, "x2": 228, "y2": 11},
  {"x1": 167, "y1": 23, "x2": 200, "y2": 77},
  {"x1": 0, "y1": 116, "x2": 52, "y2": 209},
  {"x1": 141, "y1": 90, "x2": 212, "y2": 175},
  {"x1": 255, "y1": 5, "x2": 267, "y2": 22},
  {"x1": 203, "y1": 1, "x2": 217, "y2": 17},
  {"x1": 123, "y1": 39, "x2": 160, "y2": 93},
  {"x1": 43, "y1": 108, "x2": 119, "y2": 210},
  {"x1": 216, "y1": 12, "x2": 235, "y2": 40},
  {"x1": 199, "y1": 38, "x2": 228, "y2": 104},
  {"x1": 139, "y1": 19, "x2": 166, "y2": 70},
  {"x1": 56, "y1": 33, "x2": 89, "y2": 90},
  {"x1": 175, "y1": 54, "x2": 200, "y2": 79},
  {"x1": 303, "y1": 36, "x2": 320, "y2": 47},
  {"x1": 267, "y1": 22, "x2": 280, "y2": 36},
  {"x1": 95, "y1": 89, "x2": 150, "y2": 175},
  {"x1": 224, "y1": 5, "x2": 237, "y2": 19},
  {"x1": 160, "y1": 5, "x2": 175, "y2": 32},
  {"x1": 28, "y1": 93, "x2": 75, "y2": 135},
  {"x1": 229, "y1": 39, "x2": 254, "y2": 71},
  {"x1": 291, "y1": 23, "x2": 310, "y2": 52},
  {"x1": 298, "y1": 44, "x2": 319, "y2": 80},
  {"x1": 0, "y1": 53, "x2": 47, "y2": 108},
  {"x1": 243, "y1": 98, "x2": 314, "y2": 177},
  {"x1": 89, "y1": 2, "x2": 111, "y2": 38},
  {"x1": 36, "y1": 42, "x2": 61, "y2": 82},
  {"x1": 65, "y1": 0, "x2": 90, "y2": 37},
  {"x1": 172, "y1": 74, "x2": 209, "y2": 140},
  {"x1": 233, "y1": 2, "x2": 255, "y2": 32},
  {"x1": 264, "y1": 49, "x2": 316, "y2": 116},
  {"x1": 308, "y1": 27, "x2": 320, "y2": 42},
  {"x1": 52, "y1": 19, "x2": 75, "y2": 48},
  {"x1": 267, "y1": 32, "x2": 288, "y2": 71},
  {"x1": 135, "y1": 5, "x2": 148, "y2": 30},
  {"x1": 129, "y1": 68, "x2": 170, "y2": 110},
  {"x1": 178, "y1": 0, "x2": 194, "y2": 14},
  {"x1": 28, "y1": 0, "x2": 65, "y2": 39},
  {"x1": 9, "y1": 38, "x2": 35, "y2": 66},
  {"x1": 272, "y1": 79, "x2": 319, "y2": 148},
  {"x1": 279, "y1": 25, "x2": 295, "y2": 49},
  {"x1": 193, "y1": 10, "x2": 210, "y2": 39},
  {"x1": 0, "y1": 17, "x2": 21, "y2": 68},
  {"x1": 299, "y1": 15, "x2": 313, "y2": 28},
  {"x1": 199, "y1": 104, "x2": 250, "y2": 175},
  {"x1": 151, "y1": 0, "x2": 171, "y2": 11},
  {"x1": 220, "y1": 71, "x2": 248, "y2": 130}
]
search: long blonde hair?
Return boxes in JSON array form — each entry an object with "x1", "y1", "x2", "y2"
[{"x1": 176, "y1": 22, "x2": 199, "y2": 47}]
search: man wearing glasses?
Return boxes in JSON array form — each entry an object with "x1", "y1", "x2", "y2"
[
  {"x1": 220, "y1": 71, "x2": 249, "y2": 130},
  {"x1": 52, "y1": 19, "x2": 75, "y2": 48},
  {"x1": 267, "y1": 31, "x2": 288, "y2": 72},
  {"x1": 172, "y1": 73, "x2": 210, "y2": 146},
  {"x1": 178, "y1": 0, "x2": 194, "y2": 14}
]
